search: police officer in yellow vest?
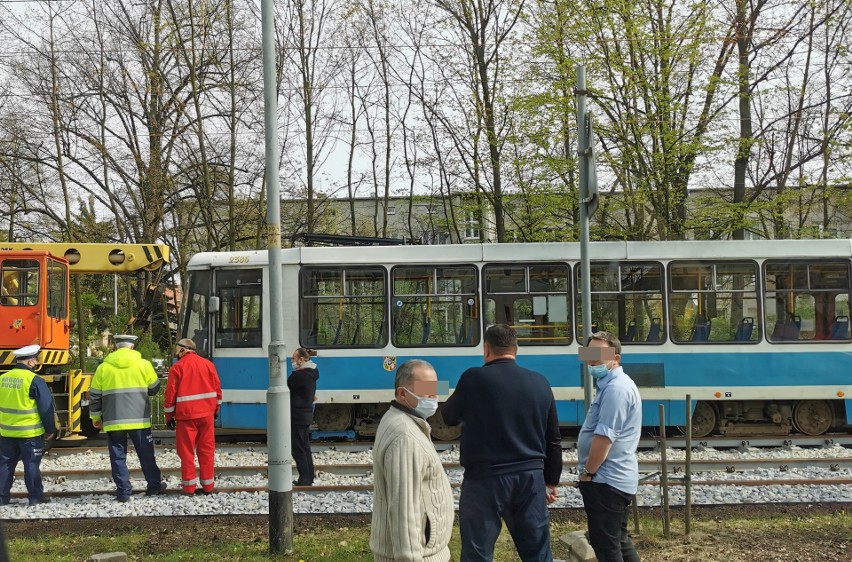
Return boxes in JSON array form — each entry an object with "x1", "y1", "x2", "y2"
[
  {"x1": 0, "y1": 345, "x2": 57, "y2": 506},
  {"x1": 90, "y1": 335, "x2": 166, "y2": 502}
]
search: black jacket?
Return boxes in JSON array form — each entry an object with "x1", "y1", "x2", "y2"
[
  {"x1": 288, "y1": 361, "x2": 319, "y2": 426},
  {"x1": 442, "y1": 358, "x2": 562, "y2": 485}
]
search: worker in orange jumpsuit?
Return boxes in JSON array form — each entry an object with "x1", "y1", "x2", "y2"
[{"x1": 164, "y1": 338, "x2": 222, "y2": 495}]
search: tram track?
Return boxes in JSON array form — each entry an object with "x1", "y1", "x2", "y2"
[{"x1": 21, "y1": 456, "x2": 852, "y2": 482}]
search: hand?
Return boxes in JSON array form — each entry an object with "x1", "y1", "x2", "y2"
[
  {"x1": 213, "y1": 411, "x2": 219, "y2": 422},
  {"x1": 166, "y1": 419, "x2": 177, "y2": 430},
  {"x1": 92, "y1": 420, "x2": 102, "y2": 429},
  {"x1": 545, "y1": 484, "x2": 558, "y2": 505}
]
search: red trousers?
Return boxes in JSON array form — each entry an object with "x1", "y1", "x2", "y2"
[{"x1": 175, "y1": 416, "x2": 215, "y2": 493}]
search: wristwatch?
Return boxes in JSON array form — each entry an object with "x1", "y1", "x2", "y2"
[{"x1": 581, "y1": 469, "x2": 596, "y2": 479}]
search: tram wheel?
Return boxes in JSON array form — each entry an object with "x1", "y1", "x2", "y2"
[
  {"x1": 314, "y1": 404, "x2": 353, "y2": 432},
  {"x1": 429, "y1": 406, "x2": 461, "y2": 441},
  {"x1": 792, "y1": 400, "x2": 833, "y2": 436},
  {"x1": 691, "y1": 401, "x2": 717, "y2": 438}
]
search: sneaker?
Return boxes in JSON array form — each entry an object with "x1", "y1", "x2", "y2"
[
  {"x1": 28, "y1": 497, "x2": 51, "y2": 506},
  {"x1": 146, "y1": 481, "x2": 168, "y2": 496},
  {"x1": 194, "y1": 488, "x2": 212, "y2": 496},
  {"x1": 182, "y1": 489, "x2": 197, "y2": 496},
  {"x1": 116, "y1": 496, "x2": 130, "y2": 503}
]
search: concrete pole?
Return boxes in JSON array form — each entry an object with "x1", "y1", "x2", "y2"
[
  {"x1": 576, "y1": 65, "x2": 594, "y2": 413},
  {"x1": 260, "y1": 0, "x2": 293, "y2": 553}
]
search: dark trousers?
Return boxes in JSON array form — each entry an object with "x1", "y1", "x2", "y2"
[
  {"x1": 291, "y1": 424, "x2": 314, "y2": 485},
  {"x1": 459, "y1": 469, "x2": 552, "y2": 562},
  {"x1": 107, "y1": 428, "x2": 162, "y2": 499},
  {"x1": 0, "y1": 436, "x2": 45, "y2": 504},
  {"x1": 578, "y1": 481, "x2": 641, "y2": 562}
]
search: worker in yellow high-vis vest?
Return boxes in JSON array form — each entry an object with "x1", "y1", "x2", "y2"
[
  {"x1": 0, "y1": 345, "x2": 58, "y2": 506},
  {"x1": 90, "y1": 334, "x2": 166, "y2": 502}
]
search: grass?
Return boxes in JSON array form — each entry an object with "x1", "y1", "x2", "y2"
[{"x1": 4, "y1": 507, "x2": 850, "y2": 561}]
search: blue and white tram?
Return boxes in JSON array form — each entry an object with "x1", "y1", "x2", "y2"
[{"x1": 180, "y1": 239, "x2": 852, "y2": 439}]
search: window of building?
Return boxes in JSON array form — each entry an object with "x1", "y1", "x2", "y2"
[
  {"x1": 464, "y1": 210, "x2": 480, "y2": 240},
  {"x1": 485, "y1": 263, "x2": 571, "y2": 345},
  {"x1": 392, "y1": 265, "x2": 479, "y2": 346},
  {"x1": 300, "y1": 267, "x2": 387, "y2": 347}
]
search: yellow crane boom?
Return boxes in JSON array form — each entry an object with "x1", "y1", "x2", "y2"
[{"x1": 0, "y1": 243, "x2": 169, "y2": 273}]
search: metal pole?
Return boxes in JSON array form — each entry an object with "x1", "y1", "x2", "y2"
[
  {"x1": 114, "y1": 274, "x2": 118, "y2": 316},
  {"x1": 685, "y1": 394, "x2": 693, "y2": 535},
  {"x1": 576, "y1": 65, "x2": 593, "y2": 413},
  {"x1": 658, "y1": 404, "x2": 671, "y2": 539},
  {"x1": 261, "y1": 0, "x2": 293, "y2": 553}
]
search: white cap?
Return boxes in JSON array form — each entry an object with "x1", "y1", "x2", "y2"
[
  {"x1": 13, "y1": 344, "x2": 40, "y2": 361},
  {"x1": 114, "y1": 334, "x2": 139, "y2": 348}
]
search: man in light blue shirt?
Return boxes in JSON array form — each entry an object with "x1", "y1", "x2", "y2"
[{"x1": 577, "y1": 331, "x2": 642, "y2": 562}]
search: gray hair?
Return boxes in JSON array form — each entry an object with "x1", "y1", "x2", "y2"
[
  {"x1": 586, "y1": 331, "x2": 622, "y2": 355},
  {"x1": 394, "y1": 359, "x2": 435, "y2": 389}
]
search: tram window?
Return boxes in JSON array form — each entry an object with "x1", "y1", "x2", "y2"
[
  {"x1": 183, "y1": 271, "x2": 211, "y2": 354},
  {"x1": 576, "y1": 262, "x2": 663, "y2": 344},
  {"x1": 764, "y1": 261, "x2": 851, "y2": 342},
  {"x1": 46, "y1": 260, "x2": 67, "y2": 319},
  {"x1": 0, "y1": 259, "x2": 39, "y2": 306},
  {"x1": 485, "y1": 264, "x2": 570, "y2": 345},
  {"x1": 668, "y1": 261, "x2": 758, "y2": 343},
  {"x1": 300, "y1": 267, "x2": 387, "y2": 348},
  {"x1": 392, "y1": 265, "x2": 479, "y2": 347},
  {"x1": 216, "y1": 269, "x2": 262, "y2": 348}
]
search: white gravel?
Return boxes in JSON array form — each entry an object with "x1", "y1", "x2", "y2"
[{"x1": 0, "y1": 445, "x2": 849, "y2": 519}]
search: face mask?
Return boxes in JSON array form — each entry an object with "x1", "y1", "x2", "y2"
[
  {"x1": 588, "y1": 363, "x2": 610, "y2": 380},
  {"x1": 405, "y1": 388, "x2": 439, "y2": 419}
]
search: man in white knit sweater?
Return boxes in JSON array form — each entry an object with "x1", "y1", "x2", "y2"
[{"x1": 371, "y1": 360, "x2": 453, "y2": 562}]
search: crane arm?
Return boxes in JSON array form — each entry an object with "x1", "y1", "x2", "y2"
[{"x1": 0, "y1": 243, "x2": 169, "y2": 273}]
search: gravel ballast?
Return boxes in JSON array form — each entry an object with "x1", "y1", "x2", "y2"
[{"x1": 1, "y1": 444, "x2": 849, "y2": 519}]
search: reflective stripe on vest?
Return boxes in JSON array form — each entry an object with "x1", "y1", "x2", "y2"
[
  {"x1": 176, "y1": 392, "x2": 218, "y2": 402},
  {"x1": 0, "y1": 369, "x2": 44, "y2": 438}
]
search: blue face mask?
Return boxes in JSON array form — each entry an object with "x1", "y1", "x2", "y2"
[{"x1": 588, "y1": 363, "x2": 610, "y2": 380}]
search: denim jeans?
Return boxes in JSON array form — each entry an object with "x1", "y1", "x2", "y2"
[
  {"x1": 578, "y1": 481, "x2": 641, "y2": 562},
  {"x1": 459, "y1": 469, "x2": 552, "y2": 562}
]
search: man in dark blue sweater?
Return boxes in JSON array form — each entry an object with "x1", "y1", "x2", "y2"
[{"x1": 443, "y1": 324, "x2": 562, "y2": 562}]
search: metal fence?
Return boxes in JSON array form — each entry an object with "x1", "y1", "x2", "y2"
[{"x1": 149, "y1": 375, "x2": 168, "y2": 428}]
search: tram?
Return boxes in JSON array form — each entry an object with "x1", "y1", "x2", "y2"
[{"x1": 180, "y1": 239, "x2": 852, "y2": 439}]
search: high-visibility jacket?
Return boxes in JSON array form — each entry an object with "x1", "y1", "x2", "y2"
[
  {"x1": 0, "y1": 368, "x2": 45, "y2": 438},
  {"x1": 89, "y1": 348, "x2": 160, "y2": 432},
  {"x1": 164, "y1": 351, "x2": 221, "y2": 421}
]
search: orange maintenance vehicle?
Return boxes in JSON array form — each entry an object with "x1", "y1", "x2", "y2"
[{"x1": 0, "y1": 243, "x2": 169, "y2": 440}]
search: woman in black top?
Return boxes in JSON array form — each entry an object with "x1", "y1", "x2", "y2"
[{"x1": 288, "y1": 347, "x2": 319, "y2": 486}]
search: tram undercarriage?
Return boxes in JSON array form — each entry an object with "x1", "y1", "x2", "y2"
[
  {"x1": 689, "y1": 399, "x2": 846, "y2": 437},
  {"x1": 316, "y1": 399, "x2": 848, "y2": 441}
]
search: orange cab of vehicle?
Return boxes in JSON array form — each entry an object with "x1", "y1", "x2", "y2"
[{"x1": 0, "y1": 250, "x2": 71, "y2": 367}]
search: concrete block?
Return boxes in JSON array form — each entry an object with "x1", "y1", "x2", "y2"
[
  {"x1": 88, "y1": 553, "x2": 128, "y2": 562},
  {"x1": 559, "y1": 531, "x2": 597, "y2": 562}
]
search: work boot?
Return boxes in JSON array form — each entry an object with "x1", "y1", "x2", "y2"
[{"x1": 146, "y1": 481, "x2": 168, "y2": 496}]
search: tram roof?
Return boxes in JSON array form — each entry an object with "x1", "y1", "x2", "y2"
[{"x1": 186, "y1": 239, "x2": 852, "y2": 269}]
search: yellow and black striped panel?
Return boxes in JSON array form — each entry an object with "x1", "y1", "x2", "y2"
[
  {"x1": 0, "y1": 243, "x2": 169, "y2": 273},
  {"x1": 0, "y1": 349, "x2": 71, "y2": 368}
]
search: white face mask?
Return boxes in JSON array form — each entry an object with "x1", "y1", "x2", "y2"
[{"x1": 404, "y1": 387, "x2": 439, "y2": 419}]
